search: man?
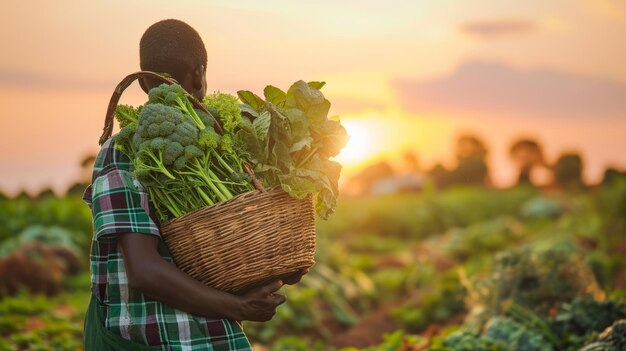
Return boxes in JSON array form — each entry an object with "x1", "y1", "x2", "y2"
[{"x1": 83, "y1": 19, "x2": 302, "y2": 350}]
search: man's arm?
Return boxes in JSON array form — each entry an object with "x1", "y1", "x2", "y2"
[{"x1": 118, "y1": 233, "x2": 286, "y2": 322}]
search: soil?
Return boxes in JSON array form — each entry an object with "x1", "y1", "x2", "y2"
[
  {"x1": 331, "y1": 298, "x2": 406, "y2": 348},
  {"x1": 331, "y1": 293, "x2": 467, "y2": 349}
]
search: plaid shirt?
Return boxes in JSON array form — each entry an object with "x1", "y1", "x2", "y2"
[{"x1": 83, "y1": 138, "x2": 251, "y2": 351}]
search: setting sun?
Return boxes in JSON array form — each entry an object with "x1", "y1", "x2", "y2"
[{"x1": 335, "y1": 119, "x2": 378, "y2": 168}]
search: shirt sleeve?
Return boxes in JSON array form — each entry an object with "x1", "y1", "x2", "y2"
[{"x1": 90, "y1": 167, "x2": 161, "y2": 240}]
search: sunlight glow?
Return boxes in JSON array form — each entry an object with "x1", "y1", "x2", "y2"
[{"x1": 335, "y1": 119, "x2": 378, "y2": 168}]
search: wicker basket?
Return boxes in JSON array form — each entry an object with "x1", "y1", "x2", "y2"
[
  {"x1": 161, "y1": 187, "x2": 315, "y2": 293},
  {"x1": 101, "y1": 72, "x2": 316, "y2": 294}
]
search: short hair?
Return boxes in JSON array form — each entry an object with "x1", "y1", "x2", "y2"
[{"x1": 140, "y1": 19, "x2": 207, "y2": 83}]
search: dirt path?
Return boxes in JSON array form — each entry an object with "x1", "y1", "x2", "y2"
[{"x1": 331, "y1": 298, "x2": 406, "y2": 348}]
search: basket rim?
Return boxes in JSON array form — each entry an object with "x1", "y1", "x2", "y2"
[{"x1": 160, "y1": 185, "x2": 300, "y2": 227}]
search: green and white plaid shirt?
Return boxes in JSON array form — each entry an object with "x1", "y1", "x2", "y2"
[{"x1": 83, "y1": 138, "x2": 252, "y2": 351}]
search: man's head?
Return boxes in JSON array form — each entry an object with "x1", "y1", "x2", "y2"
[{"x1": 139, "y1": 19, "x2": 207, "y2": 99}]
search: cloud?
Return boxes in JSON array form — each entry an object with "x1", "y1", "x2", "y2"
[
  {"x1": 0, "y1": 69, "x2": 115, "y2": 91},
  {"x1": 459, "y1": 19, "x2": 535, "y2": 38},
  {"x1": 393, "y1": 60, "x2": 626, "y2": 120}
]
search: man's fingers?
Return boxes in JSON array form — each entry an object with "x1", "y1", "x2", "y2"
[
  {"x1": 272, "y1": 293, "x2": 286, "y2": 306},
  {"x1": 260, "y1": 280, "x2": 283, "y2": 295}
]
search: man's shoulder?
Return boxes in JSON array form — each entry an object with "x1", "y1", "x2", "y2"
[{"x1": 93, "y1": 137, "x2": 133, "y2": 175}]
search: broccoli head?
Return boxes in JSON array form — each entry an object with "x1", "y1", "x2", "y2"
[
  {"x1": 199, "y1": 128, "x2": 222, "y2": 150},
  {"x1": 184, "y1": 145, "x2": 204, "y2": 160},
  {"x1": 147, "y1": 83, "x2": 206, "y2": 130},
  {"x1": 133, "y1": 103, "x2": 199, "y2": 166},
  {"x1": 174, "y1": 155, "x2": 189, "y2": 170},
  {"x1": 220, "y1": 134, "x2": 233, "y2": 153},
  {"x1": 148, "y1": 83, "x2": 186, "y2": 105},
  {"x1": 123, "y1": 101, "x2": 202, "y2": 190},
  {"x1": 203, "y1": 92, "x2": 242, "y2": 133},
  {"x1": 163, "y1": 142, "x2": 184, "y2": 165}
]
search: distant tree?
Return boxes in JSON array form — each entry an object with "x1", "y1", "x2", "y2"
[
  {"x1": 553, "y1": 153, "x2": 584, "y2": 189},
  {"x1": 35, "y1": 187, "x2": 56, "y2": 200},
  {"x1": 67, "y1": 182, "x2": 89, "y2": 197},
  {"x1": 602, "y1": 167, "x2": 625, "y2": 186},
  {"x1": 509, "y1": 138, "x2": 546, "y2": 186},
  {"x1": 429, "y1": 163, "x2": 451, "y2": 189},
  {"x1": 455, "y1": 134, "x2": 487, "y2": 160},
  {"x1": 402, "y1": 152, "x2": 420, "y2": 173},
  {"x1": 14, "y1": 190, "x2": 31, "y2": 200},
  {"x1": 451, "y1": 134, "x2": 489, "y2": 186},
  {"x1": 453, "y1": 156, "x2": 489, "y2": 185}
]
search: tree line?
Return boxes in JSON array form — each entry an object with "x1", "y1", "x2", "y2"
[{"x1": 347, "y1": 134, "x2": 626, "y2": 194}]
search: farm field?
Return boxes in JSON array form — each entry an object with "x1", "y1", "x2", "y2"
[{"x1": 1, "y1": 181, "x2": 625, "y2": 350}]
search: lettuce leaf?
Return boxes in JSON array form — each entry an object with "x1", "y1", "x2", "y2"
[{"x1": 235, "y1": 80, "x2": 348, "y2": 219}]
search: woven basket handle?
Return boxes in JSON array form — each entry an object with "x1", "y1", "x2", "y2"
[{"x1": 100, "y1": 71, "x2": 265, "y2": 192}]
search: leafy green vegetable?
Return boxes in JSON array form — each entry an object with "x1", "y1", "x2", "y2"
[
  {"x1": 551, "y1": 297, "x2": 626, "y2": 349},
  {"x1": 433, "y1": 317, "x2": 554, "y2": 351},
  {"x1": 112, "y1": 81, "x2": 347, "y2": 221},
  {"x1": 236, "y1": 80, "x2": 348, "y2": 218},
  {"x1": 202, "y1": 92, "x2": 242, "y2": 133},
  {"x1": 484, "y1": 317, "x2": 554, "y2": 351},
  {"x1": 113, "y1": 84, "x2": 253, "y2": 222}
]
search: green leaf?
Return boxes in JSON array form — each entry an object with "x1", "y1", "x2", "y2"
[
  {"x1": 237, "y1": 90, "x2": 265, "y2": 111},
  {"x1": 252, "y1": 111, "x2": 271, "y2": 141},
  {"x1": 115, "y1": 104, "x2": 140, "y2": 128},
  {"x1": 263, "y1": 85, "x2": 287, "y2": 107},
  {"x1": 307, "y1": 81, "x2": 326, "y2": 90},
  {"x1": 240, "y1": 104, "x2": 259, "y2": 120},
  {"x1": 313, "y1": 159, "x2": 342, "y2": 219},
  {"x1": 284, "y1": 80, "x2": 330, "y2": 126},
  {"x1": 234, "y1": 120, "x2": 263, "y2": 163},
  {"x1": 306, "y1": 99, "x2": 331, "y2": 126},
  {"x1": 249, "y1": 104, "x2": 292, "y2": 177},
  {"x1": 290, "y1": 136, "x2": 313, "y2": 152},
  {"x1": 279, "y1": 174, "x2": 318, "y2": 199},
  {"x1": 285, "y1": 80, "x2": 325, "y2": 111},
  {"x1": 322, "y1": 159, "x2": 342, "y2": 193},
  {"x1": 284, "y1": 108, "x2": 311, "y2": 150},
  {"x1": 315, "y1": 187, "x2": 337, "y2": 219},
  {"x1": 312, "y1": 120, "x2": 349, "y2": 157},
  {"x1": 234, "y1": 80, "x2": 346, "y2": 219},
  {"x1": 285, "y1": 107, "x2": 309, "y2": 129}
]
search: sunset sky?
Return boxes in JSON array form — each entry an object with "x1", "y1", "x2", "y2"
[{"x1": 1, "y1": 0, "x2": 625, "y2": 195}]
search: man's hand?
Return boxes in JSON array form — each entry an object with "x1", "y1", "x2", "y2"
[
  {"x1": 282, "y1": 268, "x2": 309, "y2": 285},
  {"x1": 237, "y1": 280, "x2": 286, "y2": 322},
  {"x1": 119, "y1": 233, "x2": 289, "y2": 322}
]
